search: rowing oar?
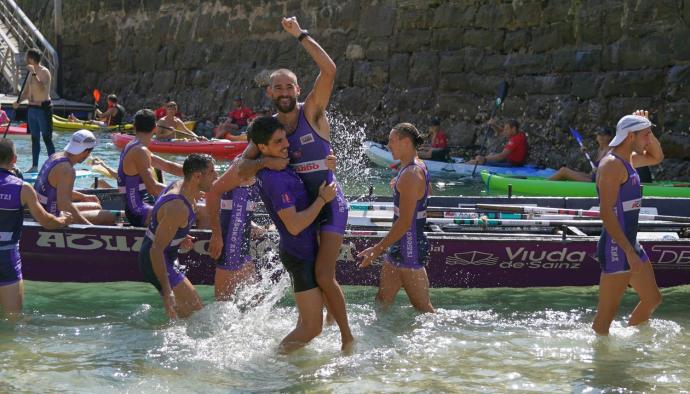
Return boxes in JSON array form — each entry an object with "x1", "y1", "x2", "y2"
[
  {"x1": 476, "y1": 204, "x2": 690, "y2": 224},
  {"x1": 569, "y1": 127, "x2": 596, "y2": 170},
  {"x1": 2, "y1": 73, "x2": 30, "y2": 139},
  {"x1": 472, "y1": 80, "x2": 509, "y2": 177},
  {"x1": 156, "y1": 123, "x2": 201, "y2": 140}
]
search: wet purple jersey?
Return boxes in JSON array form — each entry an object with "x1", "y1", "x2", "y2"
[
  {"x1": 387, "y1": 160, "x2": 431, "y2": 269},
  {"x1": 117, "y1": 140, "x2": 154, "y2": 226},
  {"x1": 218, "y1": 183, "x2": 260, "y2": 269},
  {"x1": 0, "y1": 169, "x2": 24, "y2": 284},
  {"x1": 256, "y1": 167, "x2": 317, "y2": 262},
  {"x1": 286, "y1": 105, "x2": 348, "y2": 234},
  {"x1": 597, "y1": 152, "x2": 649, "y2": 273},
  {"x1": 34, "y1": 154, "x2": 70, "y2": 215}
]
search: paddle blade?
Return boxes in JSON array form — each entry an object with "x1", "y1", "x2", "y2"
[
  {"x1": 93, "y1": 89, "x2": 101, "y2": 103},
  {"x1": 569, "y1": 127, "x2": 584, "y2": 145},
  {"x1": 494, "y1": 81, "x2": 509, "y2": 108}
]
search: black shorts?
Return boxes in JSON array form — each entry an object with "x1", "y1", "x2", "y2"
[{"x1": 279, "y1": 249, "x2": 317, "y2": 293}]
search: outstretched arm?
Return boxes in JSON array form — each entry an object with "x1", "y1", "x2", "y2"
[{"x1": 22, "y1": 184, "x2": 70, "y2": 229}]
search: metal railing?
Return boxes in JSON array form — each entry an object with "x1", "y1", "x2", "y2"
[{"x1": 0, "y1": 0, "x2": 58, "y2": 97}]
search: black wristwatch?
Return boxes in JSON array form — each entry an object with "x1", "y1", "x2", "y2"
[{"x1": 297, "y1": 30, "x2": 310, "y2": 42}]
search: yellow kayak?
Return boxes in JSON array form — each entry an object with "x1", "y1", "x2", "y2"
[{"x1": 51, "y1": 115, "x2": 196, "y2": 133}]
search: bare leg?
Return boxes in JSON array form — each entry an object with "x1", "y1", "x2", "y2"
[
  {"x1": 81, "y1": 209, "x2": 117, "y2": 225},
  {"x1": 74, "y1": 201, "x2": 102, "y2": 211},
  {"x1": 172, "y1": 277, "x2": 204, "y2": 318},
  {"x1": 548, "y1": 167, "x2": 592, "y2": 182},
  {"x1": 375, "y1": 261, "x2": 403, "y2": 310},
  {"x1": 592, "y1": 272, "x2": 631, "y2": 335},
  {"x1": 214, "y1": 263, "x2": 257, "y2": 301},
  {"x1": 400, "y1": 268, "x2": 434, "y2": 313},
  {"x1": 315, "y1": 232, "x2": 353, "y2": 350},
  {"x1": 279, "y1": 287, "x2": 324, "y2": 353},
  {"x1": 628, "y1": 263, "x2": 662, "y2": 327},
  {"x1": 0, "y1": 281, "x2": 23, "y2": 320}
]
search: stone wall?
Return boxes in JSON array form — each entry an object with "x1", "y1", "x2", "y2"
[{"x1": 17, "y1": 0, "x2": 690, "y2": 179}]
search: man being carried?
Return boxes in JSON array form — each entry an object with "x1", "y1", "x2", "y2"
[
  {"x1": 0, "y1": 139, "x2": 71, "y2": 318},
  {"x1": 237, "y1": 16, "x2": 353, "y2": 351},
  {"x1": 247, "y1": 116, "x2": 336, "y2": 353},
  {"x1": 117, "y1": 109, "x2": 185, "y2": 227},
  {"x1": 34, "y1": 130, "x2": 116, "y2": 225},
  {"x1": 469, "y1": 119, "x2": 528, "y2": 166},
  {"x1": 138, "y1": 154, "x2": 217, "y2": 319},
  {"x1": 13, "y1": 48, "x2": 55, "y2": 173}
]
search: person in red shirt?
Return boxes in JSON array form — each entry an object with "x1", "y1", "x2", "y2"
[
  {"x1": 215, "y1": 97, "x2": 255, "y2": 139},
  {"x1": 470, "y1": 119, "x2": 528, "y2": 166},
  {"x1": 419, "y1": 117, "x2": 449, "y2": 161}
]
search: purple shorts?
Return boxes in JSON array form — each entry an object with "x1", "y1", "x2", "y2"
[
  {"x1": 138, "y1": 249, "x2": 186, "y2": 293},
  {"x1": 0, "y1": 245, "x2": 22, "y2": 286},
  {"x1": 597, "y1": 240, "x2": 650, "y2": 274},
  {"x1": 319, "y1": 187, "x2": 348, "y2": 235}
]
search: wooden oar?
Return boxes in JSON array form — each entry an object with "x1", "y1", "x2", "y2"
[{"x1": 476, "y1": 204, "x2": 690, "y2": 224}]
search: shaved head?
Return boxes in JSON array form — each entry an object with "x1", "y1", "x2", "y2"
[{"x1": 269, "y1": 68, "x2": 298, "y2": 86}]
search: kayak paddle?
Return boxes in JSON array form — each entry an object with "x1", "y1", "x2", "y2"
[
  {"x1": 569, "y1": 127, "x2": 596, "y2": 170},
  {"x1": 472, "y1": 81, "x2": 509, "y2": 177}
]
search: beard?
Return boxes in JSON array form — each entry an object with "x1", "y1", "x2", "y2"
[{"x1": 273, "y1": 96, "x2": 297, "y2": 113}]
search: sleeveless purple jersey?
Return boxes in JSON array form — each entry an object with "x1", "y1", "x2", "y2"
[{"x1": 34, "y1": 154, "x2": 70, "y2": 215}]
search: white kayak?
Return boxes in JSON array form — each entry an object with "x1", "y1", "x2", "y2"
[{"x1": 363, "y1": 141, "x2": 557, "y2": 178}]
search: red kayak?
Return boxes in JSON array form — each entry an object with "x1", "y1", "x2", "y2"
[
  {"x1": 111, "y1": 133, "x2": 248, "y2": 160},
  {"x1": 2, "y1": 124, "x2": 31, "y2": 139}
]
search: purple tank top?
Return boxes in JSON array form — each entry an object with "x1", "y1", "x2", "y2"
[
  {"x1": 597, "y1": 152, "x2": 643, "y2": 247},
  {"x1": 34, "y1": 155, "x2": 70, "y2": 215},
  {"x1": 0, "y1": 169, "x2": 24, "y2": 247},
  {"x1": 117, "y1": 140, "x2": 151, "y2": 212},
  {"x1": 391, "y1": 160, "x2": 430, "y2": 265},
  {"x1": 287, "y1": 106, "x2": 335, "y2": 198},
  {"x1": 145, "y1": 190, "x2": 196, "y2": 258}
]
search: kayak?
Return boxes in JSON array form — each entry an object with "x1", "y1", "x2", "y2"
[
  {"x1": 51, "y1": 115, "x2": 195, "y2": 133},
  {"x1": 364, "y1": 141, "x2": 557, "y2": 178},
  {"x1": 2, "y1": 124, "x2": 29, "y2": 139},
  {"x1": 481, "y1": 171, "x2": 690, "y2": 198},
  {"x1": 111, "y1": 133, "x2": 247, "y2": 160}
]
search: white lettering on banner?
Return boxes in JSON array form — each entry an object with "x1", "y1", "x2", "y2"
[
  {"x1": 37, "y1": 232, "x2": 65, "y2": 248},
  {"x1": 504, "y1": 247, "x2": 586, "y2": 263},
  {"x1": 36, "y1": 231, "x2": 145, "y2": 252},
  {"x1": 651, "y1": 245, "x2": 690, "y2": 266}
]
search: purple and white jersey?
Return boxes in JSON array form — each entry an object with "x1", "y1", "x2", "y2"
[
  {"x1": 387, "y1": 160, "x2": 431, "y2": 269},
  {"x1": 117, "y1": 140, "x2": 153, "y2": 218},
  {"x1": 596, "y1": 152, "x2": 649, "y2": 273},
  {"x1": 218, "y1": 183, "x2": 260, "y2": 269},
  {"x1": 0, "y1": 169, "x2": 24, "y2": 247},
  {"x1": 256, "y1": 167, "x2": 317, "y2": 262},
  {"x1": 34, "y1": 154, "x2": 70, "y2": 215}
]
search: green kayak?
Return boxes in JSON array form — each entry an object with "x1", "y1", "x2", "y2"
[{"x1": 481, "y1": 171, "x2": 690, "y2": 198}]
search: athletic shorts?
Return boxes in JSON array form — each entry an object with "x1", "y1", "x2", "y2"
[
  {"x1": 385, "y1": 236, "x2": 430, "y2": 270},
  {"x1": 126, "y1": 203, "x2": 153, "y2": 227},
  {"x1": 597, "y1": 238, "x2": 650, "y2": 274},
  {"x1": 0, "y1": 245, "x2": 22, "y2": 286},
  {"x1": 138, "y1": 245, "x2": 186, "y2": 293},
  {"x1": 279, "y1": 249, "x2": 317, "y2": 293},
  {"x1": 318, "y1": 187, "x2": 348, "y2": 235}
]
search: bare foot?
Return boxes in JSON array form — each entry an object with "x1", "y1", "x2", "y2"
[{"x1": 341, "y1": 335, "x2": 355, "y2": 354}]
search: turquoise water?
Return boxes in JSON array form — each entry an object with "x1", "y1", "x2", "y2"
[{"x1": 4, "y1": 131, "x2": 690, "y2": 391}]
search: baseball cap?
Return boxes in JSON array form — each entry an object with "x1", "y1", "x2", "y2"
[
  {"x1": 65, "y1": 129, "x2": 97, "y2": 154},
  {"x1": 609, "y1": 115, "x2": 653, "y2": 147}
]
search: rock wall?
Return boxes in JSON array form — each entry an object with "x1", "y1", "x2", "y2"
[{"x1": 17, "y1": 0, "x2": 690, "y2": 179}]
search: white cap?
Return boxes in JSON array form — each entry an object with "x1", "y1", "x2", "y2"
[
  {"x1": 65, "y1": 129, "x2": 97, "y2": 154},
  {"x1": 609, "y1": 115, "x2": 653, "y2": 147}
]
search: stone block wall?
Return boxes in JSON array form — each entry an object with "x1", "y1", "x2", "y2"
[{"x1": 18, "y1": 0, "x2": 690, "y2": 178}]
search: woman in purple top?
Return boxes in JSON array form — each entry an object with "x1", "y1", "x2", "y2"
[
  {"x1": 359, "y1": 123, "x2": 434, "y2": 313},
  {"x1": 592, "y1": 111, "x2": 664, "y2": 336},
  {"x1": 247, "y1": 116, "x2": 337, "y2": 353}
]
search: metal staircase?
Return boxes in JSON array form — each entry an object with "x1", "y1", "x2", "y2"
[{"x1": 0, "y1": 0, "x2": 58, "y2": 97}]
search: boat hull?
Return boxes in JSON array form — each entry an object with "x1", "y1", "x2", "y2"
[{"x1": 111, "y1": 133, "x2": 247, "y2": 160}]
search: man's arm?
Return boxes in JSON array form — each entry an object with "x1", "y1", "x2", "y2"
[
  {"x1": 207, "y1": 163, "x2": 245, "y2": 259},
  {"x1": 276, "y1": 181, "x2": 336, "y2": 236},
  {"x1": 236, "y1": 142, "x2": 288, "y2": 178},
  {"x1": 358, "y1": 168, "x2": 425, "y2": 267},
  {"x1": 21, "y1": 183, "x2": 70, "y2": 229},
  {"x1": 149, "y1": 201, "x2": 187, "y2": 318},
  {"x1": 149, "y1": 152, "x2": 184, "y2": 177},
  {"x1": 132, "y1": 148, "x2": 167, "y2": 196},
  {"x1": 53, "y1": 164, "x2": 92, "y2": 225},
  {"x1": 596, "y1": 159, "x2": 642, "y2": 272}
]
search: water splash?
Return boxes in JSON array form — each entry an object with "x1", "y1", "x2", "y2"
[{"x1": 327, "y1": 111, "x2": 375, "y2": 200}]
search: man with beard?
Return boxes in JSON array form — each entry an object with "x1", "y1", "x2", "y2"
[{"x1": 237, "y1": 16, "x2": 353, "y2": 351}]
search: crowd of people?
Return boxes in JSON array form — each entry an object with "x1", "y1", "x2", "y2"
[{"x1": 0, "y1": 17, "x2": 667, "y2": 354}]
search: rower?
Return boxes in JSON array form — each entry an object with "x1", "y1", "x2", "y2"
[
  {"x1": 207, "y1": 162, "x2": 263, "y2": 301},
  {"x1": 236, "y1": 16, "x2": 354, "y2": 351},
  {"x1": 592, "y1": 111, "x2": 664, "y2": 336},
  {"x1": 117, "y1": 109, "x2": 184, "y2": 227},
  {"x1": 95, "y1": 94, "x2": 125, "y2": 126},
  {"x1": 0, "y1": 139, "x2": 70, "y2": 318},
  {"x1": 249, "y1": 115, "x2": 336, "y2": 353},
  {"x1": 138, "y1": 154, "x2": 218, "y2": 319},
  {"x1": 33, "y1": 130, "x2": 116, "y2": 225},
  {"x1": 549, "y1": 127, "x2": 614, "y2": 182},
  {"x1": 468, "y1": 119, "x2": 528, "y2": 167},
  {"x1": 156, "y1": 101, "x2": 205, "y2": 141},
  {"x1": 358, "y1": 123, "x2": 434, "y2": 313}
]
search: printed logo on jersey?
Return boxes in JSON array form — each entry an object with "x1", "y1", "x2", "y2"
[
  {"x1": 281, "y1": 192, "x2": 292, "y2": 205},
  {"x1": 291, "y1": 150, "x2": 302, "y2": 160},
  {"x1": 300, "y1": 134, "x2": 315, "y2": 145}
]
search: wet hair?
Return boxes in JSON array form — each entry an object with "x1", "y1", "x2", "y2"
[
  {"x1": 183, "y1": 154, "x2": 214, "y2": 180},
  {"x1": 26, "y1": 48, "x2": 41, "y2": 63},
  {"x1": 247, "y1": 116, "x2": 284, "y2": 146},
  {"x1": 595, "y1": 126, "x2": 614, "y2": 137},
  {"x1": 269, "y1": 68, "x2": 298, "y2": 86},
  {"x1": 107, "y1": 94, "x2": 118, "y2": 103},
  {"x1": 0, "y1": 139, "x2": 15, "y2": 165},
  {"x1": 134, "y1": 109, "x2": 156, "y2": 133},
  {"x1": 505, "y1": 119, "x2": 520, "y2": 130},
  {"x1": 393, "y1": 122, "x2": 425, "y2": 148}
]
